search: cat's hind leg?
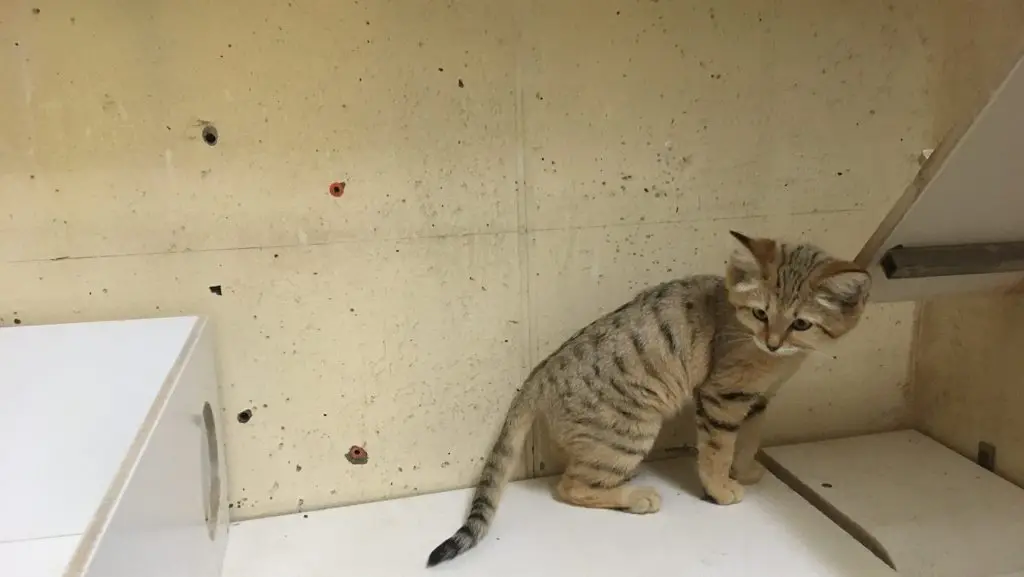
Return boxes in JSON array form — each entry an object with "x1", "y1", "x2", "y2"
[
  {"x1": 554, "y1": 434, "x2": 660, "y2": 514},
  {"x1": 556, "y1": 470, "x2": 661, "y2": 514}
]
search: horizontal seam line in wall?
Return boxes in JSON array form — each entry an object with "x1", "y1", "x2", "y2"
[{"x1": 5, "y1": 207, "x2": 863, "y2": 264}]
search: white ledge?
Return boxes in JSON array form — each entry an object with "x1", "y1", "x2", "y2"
[{"x1": 223, "y1": 456, "x2": 893, "y2": 577}]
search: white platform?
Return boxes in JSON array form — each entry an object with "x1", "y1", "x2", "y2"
[
  {"x1": 0, "y1": 537, "x2": 79, "y2": 577},
  {"x1": 0, "y1": 317, "x2": 227, "y2": 577},
  {"x1": 764, "y1": 430, "x2": 1024, "y2": 577},
  {"x1": 0, "y1": 317, "x2": 197, "y2": 544},
  {"x1": 223, "y1": 457, "x2": 894, "y2": 577}
]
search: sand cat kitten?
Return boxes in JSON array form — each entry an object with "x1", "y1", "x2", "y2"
[{"x1": 426, "y1": 231, "x2": 871, "y2": 567}]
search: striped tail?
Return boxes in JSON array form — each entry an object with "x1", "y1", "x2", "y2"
[{"x1": 426, "y1": 387, "x2": 537, "y2": 567}]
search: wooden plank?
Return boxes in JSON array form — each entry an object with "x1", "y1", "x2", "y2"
[
  {"x1": 855, "y1": 50, "x2": 1024, "y2": 302},
  {"x1": 880, "y1": 242, "x2": 1024, "y2": 279},
  {"x1": 764, "y1": 430, "x2": 1024, "y2": 577},
  {"x1": 222, "y1": 456, "x2": 895, "y2": 577}
]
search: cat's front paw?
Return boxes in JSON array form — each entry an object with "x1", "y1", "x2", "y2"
[
  {"x1": 701, "y1": 478, "x2": 744, "y2": 505},
  {"x1": 731, "y1": 461, "x2": 767, "y2": 485}
]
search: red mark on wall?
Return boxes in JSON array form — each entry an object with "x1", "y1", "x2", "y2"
[
  {"x1": 346, "y1": 445, "x2": 368, "y2": 465},
  {"x1": 329, "y1": 181, "x2": 346, "y2": 197}
]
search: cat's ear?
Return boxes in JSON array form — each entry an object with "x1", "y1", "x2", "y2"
[
  {"x1": 729, "y1": 230, "x2": 778, "y2": 269},
  {"x1": 726, "y1": 230, "x2": 777, "y2": 291},
  {"x1": 813, "y1": 261, "x2": 871, "y2": 312}
]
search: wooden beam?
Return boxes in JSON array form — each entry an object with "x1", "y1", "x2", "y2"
[{"x1": 880, "y1": 242, "x2": 1024, "y2": 280}]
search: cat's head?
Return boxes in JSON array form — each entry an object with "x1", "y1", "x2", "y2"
[{"x1": 724, "y1": 230, "x2": 871, "y2": 356}]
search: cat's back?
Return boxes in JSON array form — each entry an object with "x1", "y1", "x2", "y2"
[
  {"x1": 636, "y1": 273, "x2": 726, "y2": 335},
  {"x1": 533, "y1": 274, "x2": 728, "y2": 413},
  {"x1": 544, "y1": 274, "x2": 727, "y2": 365},
  {"x1": 626, "y1": 274, "x2": 727, "y2": 322},
  {"x1": 575, "y1": 273, "x2": 725, "y2": 338},
  {"x1": 595, "y1": 275, "x2": 724, "y2": 356},
  {"x1": 585, "y1": 274, "x2": 726, "y2": 410}
]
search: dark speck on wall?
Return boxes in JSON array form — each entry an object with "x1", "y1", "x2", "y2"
[
  {"x1": 237, "y1": 409, "x2": 253, "y2": 424},
  {"x1": 458, "y1": 78, "x2": 464, "y2": 88},
  {"x1": 209, "y1": 285, "x2": 223, "y2": 295}
]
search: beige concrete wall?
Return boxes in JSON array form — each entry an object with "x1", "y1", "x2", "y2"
[
  {"x1": 914, "y1": 295, "x2": 1024, "y2": 486},
  {"x1": 1, "y1": 0, "x2": 943, "y2": 519},
  {"x1": 911, "y1": 3, "x2": 1024, "y2": 487}
]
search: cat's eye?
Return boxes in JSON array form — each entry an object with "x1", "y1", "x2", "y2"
[
  {"x1": 791, "y1": 318, "x2": 813, "y2": 331},
  {"x1": 751, "y1": 308, "x2": 768, "y2": 322}
]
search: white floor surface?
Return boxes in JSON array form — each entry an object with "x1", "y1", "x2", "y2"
[{"x1": 223, "y1": 457, "x2": 894, "y2": 577}]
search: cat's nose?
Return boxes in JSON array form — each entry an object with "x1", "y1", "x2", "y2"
[{"x1": 766, "y1": 342, "x2": 780, "y2": 352}]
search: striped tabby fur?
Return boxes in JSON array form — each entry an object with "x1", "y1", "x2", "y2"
[{"x1": 426, "y1": 231, "x2": 871, "y2": 567}]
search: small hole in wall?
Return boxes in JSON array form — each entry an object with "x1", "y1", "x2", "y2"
[
  {"x1": 201, "y1": 401, "x2": 221, "y2": 541},
  {"x1": 329, "y1": 181, "x2": 345, "y2": 197},
  {"x1": 209, "y1": 285, "x2": 223, "y2": 296},
  {"x1": 202, "y1": 125, "x2": 219, "y2": 146},
  {"x1": 346, "y1": 445, "x2": 369, "y2": 465},
  {"x1": 237, "y1": 409, "x2": 253, "y2": 424}
]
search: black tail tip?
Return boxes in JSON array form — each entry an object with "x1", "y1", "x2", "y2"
[{"x1": 426, "y1": 537, "x2": 462, "y2": 568}]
